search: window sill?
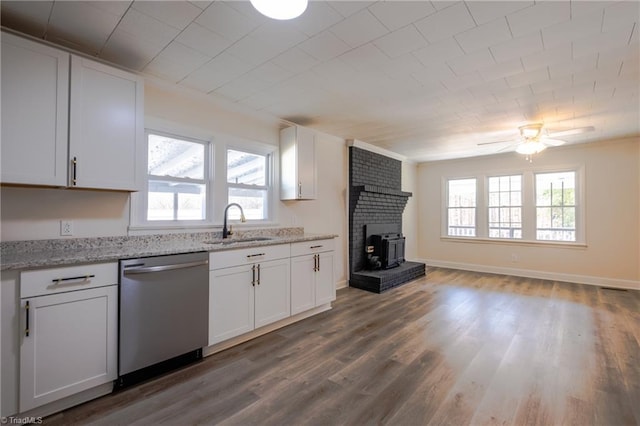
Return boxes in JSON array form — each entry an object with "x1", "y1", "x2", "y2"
[{"x1": 440, "y1": 236, "x2": 587, "y2": 249}]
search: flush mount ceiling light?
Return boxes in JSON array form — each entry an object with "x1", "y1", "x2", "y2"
[{"x1": 250, "y1": 0, "x2": 308, "y2": 20}]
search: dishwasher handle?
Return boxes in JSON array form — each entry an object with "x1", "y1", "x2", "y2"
[{"x1": 123, "y1": 260, "x2": 208, "y2": 275}]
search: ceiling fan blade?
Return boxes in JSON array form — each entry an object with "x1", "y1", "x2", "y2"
[
  {"x1": 541, "y1": 138, "x2": 565, "y2": 147},
  {"x1": 546, "y1": 126, "x2": 595, "y2": 138},
  {"x1": 477, "y1": 139, "x2": 515, "y2": 146}
]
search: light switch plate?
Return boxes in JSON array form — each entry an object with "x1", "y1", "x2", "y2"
[{"x1": 60, "y1": 220, "x2": 73, "y2": 236}]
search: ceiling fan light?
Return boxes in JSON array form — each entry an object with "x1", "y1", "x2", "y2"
[
  {"x1": 516, "y1": 140, "x2": 546, "y2": 155},
  {"x1": 250, "y1": 0, "x2": 308, "y2": 20},
  {"x1": 519, "y1": 123, "x2": 543, "y2": 139}
]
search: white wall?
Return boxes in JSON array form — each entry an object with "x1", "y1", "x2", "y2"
[
  {"x1": 417, "y1": 137, "x2": 640, "y2": 288},
  {"x1": 402, "y1": 161, "x2": 419, "y2": 260}
]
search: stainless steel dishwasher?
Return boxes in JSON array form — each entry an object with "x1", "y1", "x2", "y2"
[{"x1": 118, "y1": 252, "x2": 208, "y2": 387}]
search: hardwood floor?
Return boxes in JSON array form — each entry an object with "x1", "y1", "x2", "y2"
[{"x1": 46, "y1": 268, "x2": 640, "y2": 425}]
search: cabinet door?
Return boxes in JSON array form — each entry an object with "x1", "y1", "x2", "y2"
[
  {"x1": 209, "y1": 266, "x2": 254, "y2": 345},
  {"x1": 255, "y1": 258, "x2": 291, "y2": 328},
  {"x1": 69, "y1": 56, "x2": 143, "y2": 191},
  {"x1": 290, "y1": 254, "x2": 316, "y2": 315},
  {"x1": 20, "y1": 286, "x2": 117, "y2": 412},
  {"x1": 296, "y1": 127, "x2": 317, "y2": 199},
  {"x1": 1, "y1": 32, "x2": 69, "y2": 186},
  {"x1": 315, "y1": 251, "x2": 336, "y2": 306}
]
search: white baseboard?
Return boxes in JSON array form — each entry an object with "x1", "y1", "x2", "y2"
[
  {"x1": 422, "y1": 259, "x2": 640, "y2": 291},
  {"x1": 336, "y1": 279, "x2": 348, "y2": 290}
]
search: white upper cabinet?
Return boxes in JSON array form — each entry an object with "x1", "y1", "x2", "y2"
[
  {"x1": 280, "y1": 126, "x2": 317, "y2": 200},
  {"x1": 1, "y1": 32, "x2": 144, "y2": 191},
  {"x1": 1, "y1": 32, "x2": 69, "y2": 186},
  {"x1": 69, "y1": 56, "x2": 143, "y2": 191}
]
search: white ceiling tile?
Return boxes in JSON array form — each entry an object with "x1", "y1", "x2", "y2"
[
  {"x1": 478, "y1": 58, "x2": 524, "y2": 81},
  {"x1": 86, "y1": 1, "x2": 132, "y2": 17},
  {"x1": 467, "y1": 78, "x2": 509, "y2": 98},
  {"x1": 116, "y1": 7, "x2": 180, "y2": 48},
  {"x1": 414, "y1": 2, "x2": 476, "y2": 43},
  {"x1": 602, "y1": 1, "x2": 640, "y2": 33},
  {"x1": 531, "y1": 75, "x2": 572, "y2": 95},
  {"x1": 271, "y1": 47, "x2": 319, "y2": 73},
  {"x1": 292, "y1": 1, "x2": 344, "y2": 37},
  {"x1": 506, "y1": 2, "x2": 570, "y2": 38},
  {"x1": 541, "y1": 9, "x2": 603, "y2": 49},
  {"x1": 368, "y1": 1, "x2": 436, "y2": 31},
  {"x1": 189, "y1": 1, "x2": 212, "y2": 11},
  {"x1": 573, "y1": 24, "x2": 636, "y2": 60},
  {"x1": 412, "y1": 37, "x2": 465, "y2": 66},
  {"x1": 570, "y1": 1, "x2": 607, "y2": 19},
  {"x1": 132, "y1": 1, "x2": 202, "y2": 30},
  {"x1": 374, "y1": 25, "x2": 428, "y2": 58},
  {"x1": 101, "y1": 29, "x2": 164, "y2": 70},
  {"x1": 489, "y1": 32, "x2": 543, "y2": 63},
  {"x1": 441, "y1": 72, "x2": 483, "y2": 92},
  {"x1": 298, "y1": 31, "x2": 351, "y2": 61},
  {"x1": 0, "y1": 1, "x2": 53, "y2": 37},
  {"x1": 213, "y1": 75, "x2": 273, "y2": 102},
  {"x1": 330, "y1": 9, "x2": 389, "y2": 48},
  {"x1": 447, "y1": 48, "x2": 495, "y2": 75},
  {"x1": 327, "y1": 1, "x2": 375, "y2": 18},
  {"x1": 47, "y1": 1, "x2": 123, "y2": 53},
  {"x1": 521, "y1": 43, "x2": 572, "y2": 72},
  {"x1": 339, "y1": 43, "x2": 389, "y2": 71},
  {"x1": 506, "y1": 67, "x2": 548, "y2": 89},
  {"x1": 143, "y1": 41, "x2": 210, "y2": 82},
  {"x1": 413, "y1": 62, "x2": 456, "y2": 83},
  {"x1": 176, "y1": 23, "x2": 231, "y2": 57},
  {"x1": 380, "y1": 53, "x2": 427, "y2": 79},
  {"x1": 180, "y1": 52, "x2": 252, "y2": 93},
  {"x1": 466, "y1": 1, "x2": 533, "y2": 25},
  {"x1": 245, "y1": 62, "x2": 293, "y2": 85},
  {"x1": 195, "y1": 1, "x2": 261, "y2": 42},
  {"x1": 548, "y1": 54, "x2": 598, "y2": 79},
  {"x1": 226, "y1": 23, "x2": 308, "y2": 67},
  {"x1": 455, "y1": 17, "x2": 512, "y2": 53}
]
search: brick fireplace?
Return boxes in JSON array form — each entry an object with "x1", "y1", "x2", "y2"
[{"x1": 349, "y1": 146, "x2": 425, "y2": 293}]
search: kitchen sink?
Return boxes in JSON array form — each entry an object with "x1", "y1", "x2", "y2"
[{"x1": 204, "y1": 237, "x2": 274, "y2": 245}]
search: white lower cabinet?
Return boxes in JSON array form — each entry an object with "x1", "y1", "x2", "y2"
[
  {"x1": 209, "y1": 245, "x2": 290, "y2": 345},
  {"x1": 19, "y1": 264, "x2": 118, "y2": 413},
  {"x1": 291, "y1": 239, "x2": 336, "y2": 315}
]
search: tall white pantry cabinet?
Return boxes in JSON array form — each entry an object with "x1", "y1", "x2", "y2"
[{"x1": 0, "y1": 31, "x2": 144, "y2": 191}]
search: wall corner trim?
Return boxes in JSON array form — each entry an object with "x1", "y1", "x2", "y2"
[{"x1": 421, "y1": 259, "x2": 640, "y2": 291}]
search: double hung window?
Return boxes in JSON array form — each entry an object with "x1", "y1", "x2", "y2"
[
  {"x1": 445, "y1": 169, "x2": 581, "y2": 243},
  {"x1": 147, "y1": 132, "x2": 209, "y2": 221},
  {"x1": 226, "y1": 149, "x2": 270, "y2": 220}
]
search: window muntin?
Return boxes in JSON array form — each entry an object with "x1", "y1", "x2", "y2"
[
  {"x1": 488, "y1": 175, "x2": 522, "y2": 239},
  {"x1": 535, "y1": 171, "x2": 576, "y2": 241},
  {"x1": 226, "y1": 149, "x2": 269, "y2": 221},
  {"x1": 147, "y1": 133, "x2": 209, "y2": 222},
  {"x1": 447, "y1": 178, "x2": 477, "y2": 237}
]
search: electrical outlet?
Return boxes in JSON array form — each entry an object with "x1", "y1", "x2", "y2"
[{"x1": 60, "y1": 220, "x2": 73, "y2": 236}]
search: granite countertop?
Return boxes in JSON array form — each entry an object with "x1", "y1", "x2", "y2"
[{"x1": 0, "y1": 228, "x2": 338, "y2": 271}]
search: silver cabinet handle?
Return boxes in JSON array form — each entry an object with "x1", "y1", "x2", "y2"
[
  {"x1": 123, "y1": 260, "x2": 208, "y2": 275},
  {"x1": 257, "y1": 264, "x2": 261, "y2": 285},
  {"x1": 251, "y1": 264, "x2": 256, "y2": 286},
  {"x1": 246, "y1": 253, "x2": 265, "y2": 258},
  {"x1": 310, "y1": 245, "x2": 323, "y2": 249},
  {"x1": 25, "y1": 301, "x2": 30, "y2": 337},
  {"x1": 52, "y1": 274, "x2": 95, "y2": 284}
]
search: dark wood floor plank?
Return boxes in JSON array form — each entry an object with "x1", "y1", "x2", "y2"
[{"x1": 43, "y1": 267, "x2": 640, "y2": 426}]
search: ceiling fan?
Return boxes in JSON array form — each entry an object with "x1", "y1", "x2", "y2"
[{"x1": 478, "y1": 123, "x2": 595, "y2": 161}]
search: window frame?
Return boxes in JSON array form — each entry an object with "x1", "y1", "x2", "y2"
[
  {"x1": 225, "y1": 146, "x2": 273, "y2": 222},
  {"x1": 143, "y1": 129, "x2": 213, "y2": 227},
  {"x1": 129, "y1": 124, "x2": 277, "y2": 232},
  {"x1": 487, "y1": 174, "x2": 523, "y2": 239},
  {"x1": 441, "y1": 165, "x2": 585, "y2": 246},
  {"x1": 446, "y1": 177, "x2": 478, "y2": 237}
]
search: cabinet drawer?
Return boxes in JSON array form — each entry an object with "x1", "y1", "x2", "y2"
[
  {"x1": 290, "y1": 239, "x2": 334, "y2": 257},
  {"x1": 210, "y1": 244, "x2": 290, "y2": 270},
  {"x1": 21, "y1": 262, "x2": 118, "y2": 298}
]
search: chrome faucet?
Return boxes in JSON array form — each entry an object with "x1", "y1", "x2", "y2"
[{"x1": 222, "y1": 203, "x2": 246, "y2": 238}]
